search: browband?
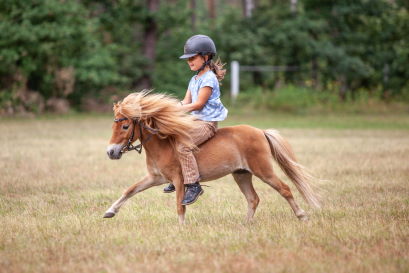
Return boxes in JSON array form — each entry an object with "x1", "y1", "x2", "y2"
[{"x1": 114, "y1": 117, "x2": 129, "y2": 122}]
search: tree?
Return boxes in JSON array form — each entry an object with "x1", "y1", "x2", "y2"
[
  {"x1": 0, "y1": 0, "x2": 122, "y2": 112},
  {"x1": 242, "y1": 0, "x2": 254, "y2": 17},
  {"x1": 139, "y1": 0, "x2": 160, "y2": 89}
]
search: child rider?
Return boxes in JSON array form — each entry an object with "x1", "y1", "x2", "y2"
[{"x1": 163, "y1": 34, "x2": 228, "y2": 205}]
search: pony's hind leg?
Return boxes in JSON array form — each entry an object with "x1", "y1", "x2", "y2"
[
  {"x1": 254, "y1": 169, "x2": 308, "y2": 221},
  {"x1": 232, "y1": 171, "x2": 259, "y2": 222},
  {"x1": 103, "y1": 174, "x2": 166, "y2": 218}
]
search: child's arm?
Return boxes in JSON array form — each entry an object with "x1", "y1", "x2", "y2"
[
  {"x1": 181, "y1": 89, "x2": 192, "y2": 105},
  {"x1": 181, "y1": 87, "x2": 212, "y2": 112}
]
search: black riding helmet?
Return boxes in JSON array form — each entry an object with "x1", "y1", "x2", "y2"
[{"x1": 179, "y1": 34, "x2": 217, "y2": 59}]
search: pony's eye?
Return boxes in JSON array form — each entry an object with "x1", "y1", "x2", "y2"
[{"x1": 122, "y1": 125, "x2": 129, "y2": 130}]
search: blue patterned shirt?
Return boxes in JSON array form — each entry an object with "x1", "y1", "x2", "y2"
[{"x1": 187, "y1": 70, "x2": 228, "y2": 121}]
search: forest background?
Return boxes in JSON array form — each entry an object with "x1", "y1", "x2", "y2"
[{"x1": 1, "y1": 0, "x2": 408, "y2": 115}]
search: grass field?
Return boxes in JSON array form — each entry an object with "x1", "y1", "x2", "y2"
[{"x1": 1, "y1": 113, "x2": 408, "y2": 273}]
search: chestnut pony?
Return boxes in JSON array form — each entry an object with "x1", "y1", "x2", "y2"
[{"x1": 105, "y1": 91, "x2": 320, "y2": 223}]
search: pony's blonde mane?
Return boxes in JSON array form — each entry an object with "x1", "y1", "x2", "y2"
[{"x1": 114, "y1": 91, "x2": 205, "y2": 150}]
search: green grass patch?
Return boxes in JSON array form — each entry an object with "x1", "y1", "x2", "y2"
[
  {"x1": 222, "y1": 112, "x2": 409, "y2": 130},
  {"x1": 224, "y1": 86, "x2": 409, "y2": 116}
]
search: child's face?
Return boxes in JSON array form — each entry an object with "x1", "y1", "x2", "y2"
[{"x1": 187, "y1": 55, "x2": 206, "y2": 71}]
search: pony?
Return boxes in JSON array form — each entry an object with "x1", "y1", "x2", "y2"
[{"x1": 104, "y1": 91, "x2": 320, "y2": 224}]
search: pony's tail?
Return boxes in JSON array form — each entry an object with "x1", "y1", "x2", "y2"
[{"x1": 264, "y1": 129, "x2": 321, "y2": 208}]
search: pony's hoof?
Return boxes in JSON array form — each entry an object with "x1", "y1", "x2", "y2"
[
  {"x1": 297, "y1": 214, "x2": 309, "y2": 221},
  {"x1": 103, "y1": 212, "x2": 115, "y2": 218}
]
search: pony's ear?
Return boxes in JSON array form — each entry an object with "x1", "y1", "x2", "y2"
[{"x1": 113, "y1": 102, "x2": 121, "y2": 112}]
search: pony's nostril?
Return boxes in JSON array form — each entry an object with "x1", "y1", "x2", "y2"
[{"x1": 108, "y1": 150, "x2": 114, "y2": 156}]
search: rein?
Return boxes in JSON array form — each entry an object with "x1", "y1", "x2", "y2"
[{"x1": 114, "y1": 117, "x2": 158, "y2": 154}]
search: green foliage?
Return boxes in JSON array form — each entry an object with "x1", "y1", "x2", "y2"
[
  {"x1": 217, "y1": 0, "x2": 409, "y2": 99},
  {"x1": 0, "y1": 0, "x2": 123, "y2": 108},
  {"x1": 233, "y1": 86, "x2": 408, "y2": 114},
  {"x1": 234, "y1": 86, "x2": 335, "y2": 113},
  {"x1": 0, "y1": 0, "x2": 408, "y2": 113}
]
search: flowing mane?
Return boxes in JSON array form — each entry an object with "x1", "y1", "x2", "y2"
[{"x1": 114, "y1": 91, "x2": 205, "y2": 150}]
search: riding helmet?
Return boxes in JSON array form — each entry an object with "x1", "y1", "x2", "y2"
[{"x1": 179, "y1": 34, "x2": 217, "y2": 59}]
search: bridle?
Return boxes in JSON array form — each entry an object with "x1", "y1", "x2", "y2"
[{"x1": 114, "y1": 117, "x2": 158, "y2": 154}]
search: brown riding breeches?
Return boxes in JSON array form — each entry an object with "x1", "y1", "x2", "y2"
[{"x1": 176, "y1": 121, "x2": 218, "y2": 184}]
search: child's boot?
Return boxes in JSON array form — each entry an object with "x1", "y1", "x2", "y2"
[
  {"x1": 163, "y1": 183, "x2": 175, "y2": 193},
  {"x1": 181, "y1": 181, "x2": 203, "y2": 205}
]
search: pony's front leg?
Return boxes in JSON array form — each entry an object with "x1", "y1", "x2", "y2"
[
  {"x1": 173, "y1": 177, "x2": 186, "y2": 224},
  {"x1": 103, "y1": 174, "x2": 165, "y2": 218}
]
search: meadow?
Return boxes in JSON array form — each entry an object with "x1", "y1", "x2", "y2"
[{"x1": 0, "y1": 113, "x2": 408, "y2": 273}]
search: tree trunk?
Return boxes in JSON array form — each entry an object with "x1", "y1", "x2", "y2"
[
  {"x1": 138, "y1": 0, "x2": 159, "y2": 89},
  {"x1": 339, "y1": 76, "x2": 348, "y2": 101},
  {"x1": 311, "y1": 58, "x2": 318, "y2": 89},
  {"x1": 207, "y1": 0, "x2": 216, "y2": 19},
  {"x1": 242, "y1": 0, "x2": 254, "y2": 18},
  {"x1": 207, "y1": 0, "x2": 216, "y2": 28},
  {"x1": 382, "y1": 63, "x2": 390, "y2": 99},
  {"x1": 290, "y1": 0, "x2": 297, "y2": 14},
  {"x1": 190, "y1": 0, "x2": 196, "y2": 31}
]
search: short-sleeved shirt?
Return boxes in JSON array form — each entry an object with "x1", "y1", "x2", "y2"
[{"x1": 187, "y1": 70, "x2": 228, "y2": 121}]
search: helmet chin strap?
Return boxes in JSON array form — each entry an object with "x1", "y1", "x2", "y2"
[{"x1": 197, "y1": 54, "x2": 213, "y2": 74}]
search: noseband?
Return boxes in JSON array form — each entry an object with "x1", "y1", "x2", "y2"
[{"x1": 114, "y1": 117, "x2": 158, "y2": 154}]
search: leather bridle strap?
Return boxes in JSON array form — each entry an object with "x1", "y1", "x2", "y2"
[{"x1": 114, "y1": 117, "x2": 158, "y2": 154}]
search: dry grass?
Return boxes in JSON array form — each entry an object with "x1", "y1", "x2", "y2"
[{"x1": 0, "y1": 114, "x2": 408, "y2": 273}]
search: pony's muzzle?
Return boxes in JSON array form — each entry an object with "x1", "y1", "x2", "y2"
[{"x1": 106, "y1": 144, "x2": 123, "y2": 160}]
